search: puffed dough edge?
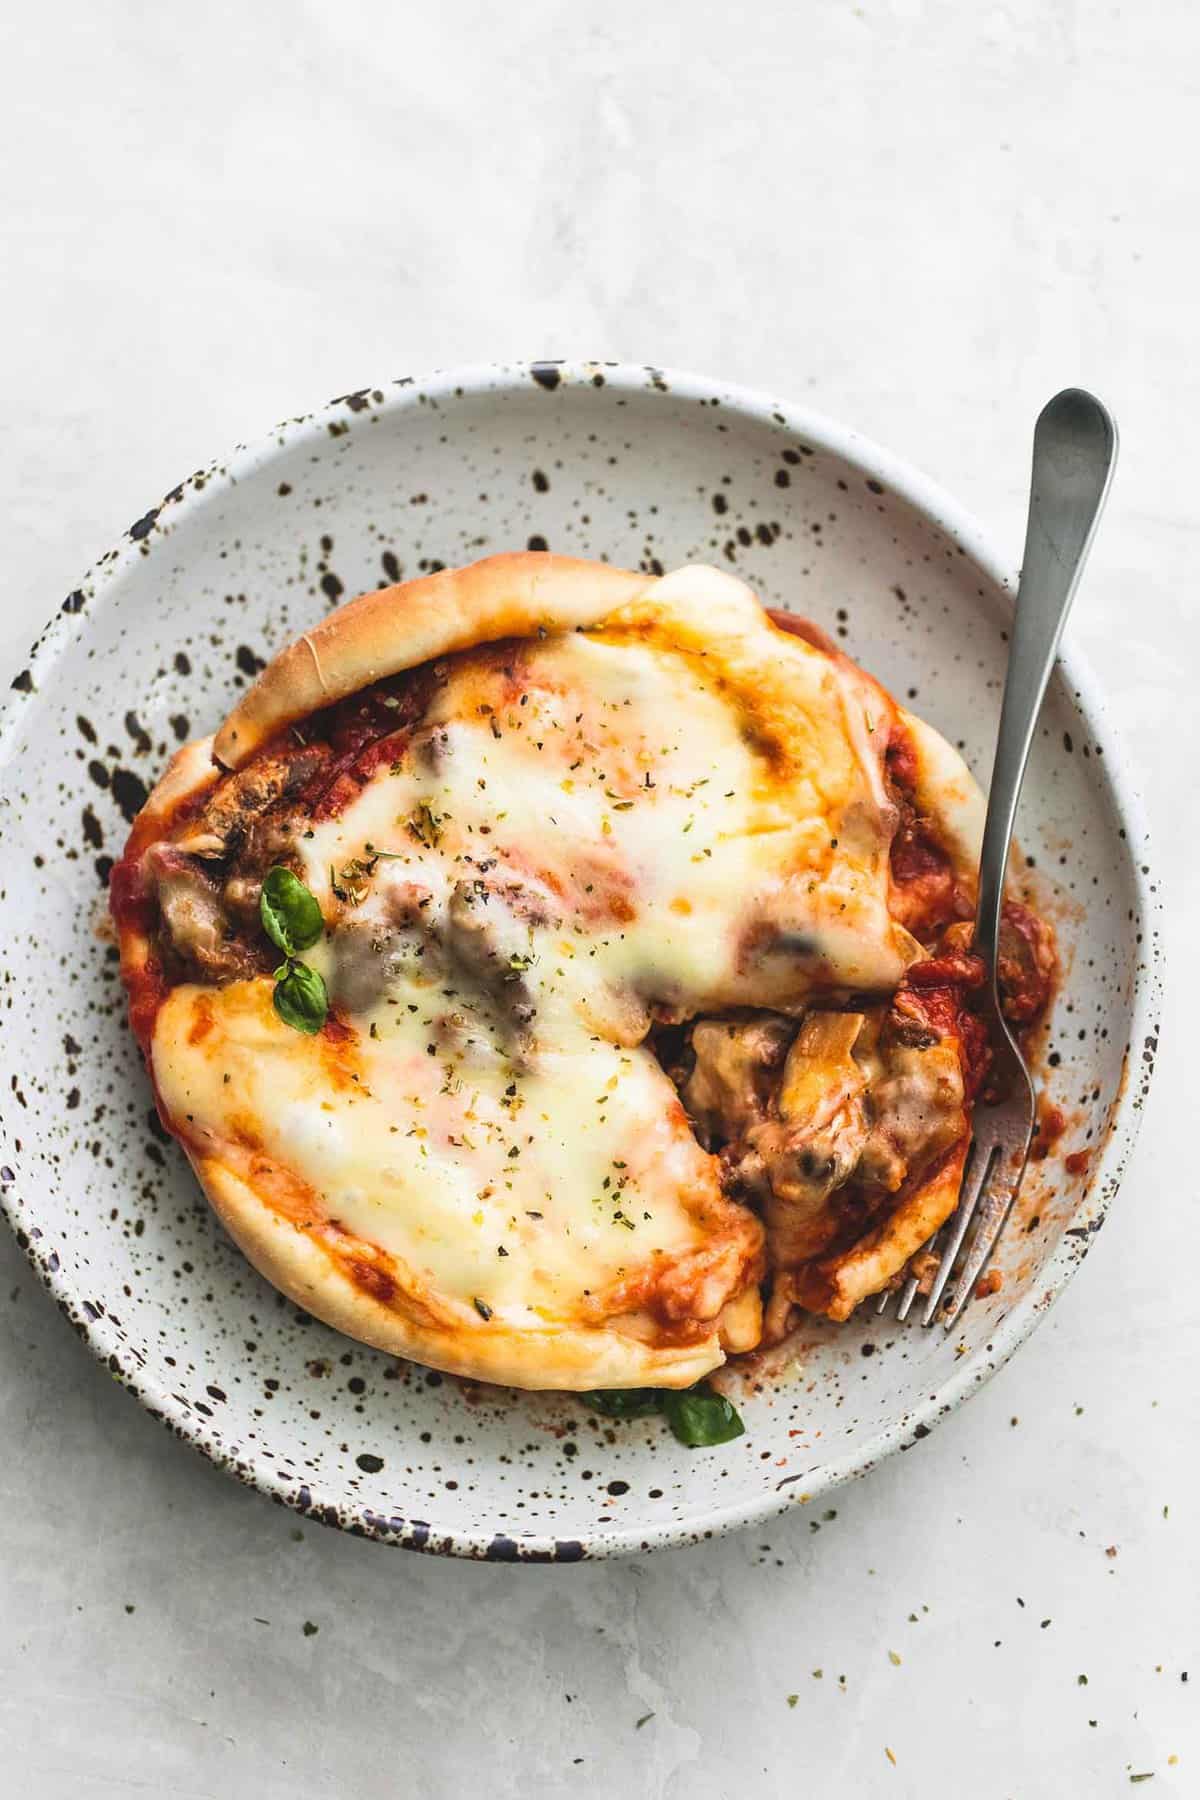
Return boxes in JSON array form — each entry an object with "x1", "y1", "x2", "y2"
[
  {"x1": 192, "y1": 1148, "x2": 726, "y2": 1391},
  {"x1": 897, "y1": 708, "x2": 986, "y2": 887},
  {"x1": 213, "y1": 552, "x2": 654, "y2": 770}
]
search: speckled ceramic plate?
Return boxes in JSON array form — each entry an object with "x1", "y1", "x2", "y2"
[{"x1": 0, "y1": 362, "x2": 1162, "y2": 1560}]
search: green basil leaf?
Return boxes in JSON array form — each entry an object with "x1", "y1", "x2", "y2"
[
  {"x1": 272, "y1": 960, "x2": 328, "y2": 1035},
  {"x1": 581, "y1": 1389, "x2": 664, "y2": 1419},
  {"x1": 662, "y1": 1384, "x2": 745, "y2": 1447},
  {"x1": 261, "y1": 866, "x2": 324, "y2": 956}
]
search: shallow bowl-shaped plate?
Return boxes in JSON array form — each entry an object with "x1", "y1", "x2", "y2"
[{"x1": 0, "y1": 362, "x2": 1161, "y2": 1560}]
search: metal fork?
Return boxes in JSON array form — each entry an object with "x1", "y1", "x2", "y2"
[{"x1": 879, "y1": 387, "x2": 1118, "y2": 1329}]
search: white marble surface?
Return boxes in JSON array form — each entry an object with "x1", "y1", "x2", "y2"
[{"x1": 0, "y1": 3, "x2": 1193, "y2": 1794}]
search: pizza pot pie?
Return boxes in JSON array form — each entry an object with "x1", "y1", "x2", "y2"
[{"x1": 110, "y1": 553, "x2": 1055, "y2": 1392}]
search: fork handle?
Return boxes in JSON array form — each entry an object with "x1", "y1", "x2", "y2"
[{"x1": 975, "y1": 388, "x2": 1118, "y2": 976}]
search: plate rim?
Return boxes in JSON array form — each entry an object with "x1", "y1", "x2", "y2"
[{"x1": 0, "y1": 359, "x2": 1164, "y2": 1560}]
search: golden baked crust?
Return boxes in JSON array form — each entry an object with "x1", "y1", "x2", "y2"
[{"x1": 213, "y1": 553, "x2": 652, "y2": 770}]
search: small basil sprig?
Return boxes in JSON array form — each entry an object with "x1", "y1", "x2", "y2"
[
  {"x1": 582, "y1": 1381, "x2": 745, "y2": 1447},
  {"x1": 260, "y1": 866, "x2": 327, "y2": 1034},
  {"x1": 271, "y1": 958, "x2": 328, "y2": 1035},
  {"x1": 261, "y1": 866, "x2": 324, "y2": 957},
  {"x1": 583, "y1": 1389, "x2": 663, "y2": 1420},
  {"x1": 661, "y1": 1386, "x2": 744, "y2": 1448}
]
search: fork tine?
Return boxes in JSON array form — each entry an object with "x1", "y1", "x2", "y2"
[
  {"x1": 874, "y1": 1133, "x2": 990, "y2": 1322},
  {"x1": 877, "y1": 1272, "x2": 924, "y2": 1319},
  {"x1": 893, "y1": 1272, "x2": 922, "y2": 1321},
  {"x1": 938, "y1": 1144, "x2": 1029, "y2": 1329},
  {"x1": 919, "y1": 1136, "x2": 996, "y2": 1325}
]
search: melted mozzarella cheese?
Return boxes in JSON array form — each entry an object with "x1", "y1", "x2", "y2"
[
  {"x1": 153, "y1": 979, "x2": 716, "y2": 1320},
  {"x1": 152, "y1": 582, "x2": 913, "y2": 1331}
]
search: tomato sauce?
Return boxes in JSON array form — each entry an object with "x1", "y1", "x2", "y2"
[{"x1": 109, "y1": 805, "x2": 180, "y2": 1054}]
